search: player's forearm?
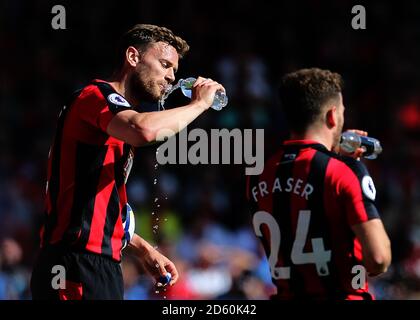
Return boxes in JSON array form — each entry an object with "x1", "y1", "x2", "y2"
[
  {"x1": 132, "y1": 101, "x2": 207, "y2": 143},
  {"x1": 360, "y1": 234, "x2": 392, "y2": 276},
  {"x1": 363, "y1": 240, "x2": 392, "y2": 276},
  {"x1": 365, "y1": 260, "x2": 390, "y2": 277},
  {"x1": 352, "y1": 219, "x2": 392, "y2": 277},
  {"x1": 128, "y1": 233, "x2": 155, "y2": 256}
]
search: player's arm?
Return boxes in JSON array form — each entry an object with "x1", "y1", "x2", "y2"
[
  {"x1": 106, "y1": 102, "x2": 206, "y2": 146},
  {"x1": 107, "y1": 78, "x2": 224, "y2": 146},
  {"x1": 340, "y1": 158, "x2": 392, "y2": 277},
  {"x1": 128, "y1": 233, "x2": 178, "y2": 286},
  {"x1": 351, "y1": 219, "x2": 391, "y2": 276}
]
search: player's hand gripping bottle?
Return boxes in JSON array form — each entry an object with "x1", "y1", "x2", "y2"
[
  {"x1": 340, "y1": 131, "x2": 383, "y2": 159},
  {"x1": 179, "y1": 77, "x2": 228, "y2": 111}
]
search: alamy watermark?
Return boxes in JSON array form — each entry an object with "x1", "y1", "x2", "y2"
[
  {"x1": 51, "y1": 264, "x2": 66, "y2": 289},
  {"x1": 351, "y1": 265, "x2": 367, "y2": 289},
  {"x1": 351, "y1": 5, "x2": 366, "y2": 30},
  {"x1": 51, "y1": 5, "x2": 66, "y2": 30},
  {"x1": 155, "y1": 124, "x2": 264, "y2": 175}
]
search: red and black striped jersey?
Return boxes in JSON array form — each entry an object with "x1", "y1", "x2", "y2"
[
  {"x1": 247, "y1": 139, "x2": 380, "y2": 300},
  {"x1": 40, "y1": 79, "x2": 134, "y2": 262}
]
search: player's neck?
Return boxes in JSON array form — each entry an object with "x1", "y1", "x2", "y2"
[
  {"x1": 108, "y1": 72, "x2": 139, "y2": 106},
  {"x1": 290, "y1": 128, "x2": 333, "y2": 151}
]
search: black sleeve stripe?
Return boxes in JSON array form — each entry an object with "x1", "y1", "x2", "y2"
[
  {"x1": 92, "y1": 81, "x2": 133, "y2": 115},
  {"x1": 340, "y1": 157, "x2": 380, "y2": 220},
  {"x1": 313, "y1": 147, "x2": 381, "y2": 220},
  {"x1": 306, "y1": 151, "x2": 340, "y2": 296},
  {"x1": 42, "y1": 87, "x2": 84, "y2": 245}
]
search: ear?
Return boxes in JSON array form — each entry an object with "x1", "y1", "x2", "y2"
[
  {"x1": 326, "y1": 105, "x2": 337, "y2": 129},
  {"x1": 126, "y1": 46, "x2": 139, "y2": 68}
]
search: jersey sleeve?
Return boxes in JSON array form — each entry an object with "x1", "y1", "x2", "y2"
[
  {"x1": 339, "y1": 158, "x2": 380, "y2": 226},
  {"x1": 77, "y1": 83, "x2": 133, "y2": 133}
]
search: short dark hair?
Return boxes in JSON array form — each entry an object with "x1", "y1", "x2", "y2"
[
  {"x1": 278, "y1": 68, "x2": 343, "y2": 133},
  {"x1": 116, "y1": 24, "x2": 190, "y2": 69}
]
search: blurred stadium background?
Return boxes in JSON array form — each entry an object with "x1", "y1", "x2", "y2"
[{"x1": 0, "y1": 0, "x2": 419, "y2": 299}]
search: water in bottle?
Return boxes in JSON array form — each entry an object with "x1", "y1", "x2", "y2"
[{"x1": 339, "y1": 131, "x2": 383, "y2": 159}]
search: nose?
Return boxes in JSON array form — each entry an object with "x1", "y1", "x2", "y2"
[{"x1": 165, "y1": 68, "x2": 176, "y2": 84}]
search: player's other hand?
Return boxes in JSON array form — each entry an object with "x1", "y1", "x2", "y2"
[
  {"x1": 190, "y1": 76, "x2": 225, "y2": 110},
  {"x1": 338, "y1": 129, "x2": 368, "y2": 160},
  {"x1": 140, "y1": 245, "x2": 179, "y2": 286}
]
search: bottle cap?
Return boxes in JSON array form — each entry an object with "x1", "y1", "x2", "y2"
[{"x1": 157, "y1": 273, "x2": 172, "y2": 287}]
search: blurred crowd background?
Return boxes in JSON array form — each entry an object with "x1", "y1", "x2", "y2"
[{"x1": 1, "y1": 0, "x2": 419, "y2": 299}]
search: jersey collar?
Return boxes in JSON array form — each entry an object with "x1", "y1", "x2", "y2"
[
  {"x1": 283, "y1": 139, "x2": 321, "y2": 145},
  {"x1": 282, "y1": 139, "x2": 329, "y2": 152}
]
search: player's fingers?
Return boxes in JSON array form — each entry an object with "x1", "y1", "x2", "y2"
[
  {"x1": 212, "y1": 83, "x2": 226, "y2": 93},
  {"x1": 198, "y1": 81, "x2": 225, "y2": 92},
  {"x1": 165, "y1": 262, "x2": 179, "y2": 285},
  {"x1": 155, "y1": 261, "x2": 167, "y2": 276},
  {"x1": 346, "y1": 129, "x2": 368, "y2": 136},
  {"x1": 154, "y1": 261, "x2": 171, "y2": 287},
  {"x1": 353, "y1": 147, "x2": 365, "y2": 160},
  {"x1": 195, "y1": 78, "x2": 216, "y2": 88},
  {"x1": 193, "y1": 76, "x2": 208, "y2": 87}
]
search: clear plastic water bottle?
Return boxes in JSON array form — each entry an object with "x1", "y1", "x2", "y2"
[
  {"x1": 340, "y1": 131, "x2": 383, "y2": 159},
  {"x1": 179, "y1": 77, "x2": 228, "y2": 111}
]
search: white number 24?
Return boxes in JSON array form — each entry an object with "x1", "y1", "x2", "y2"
[{"x1": 253, "y1": 210, "x2": 331, "y2": 279}]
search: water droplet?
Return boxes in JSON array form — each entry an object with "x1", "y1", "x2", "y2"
[
  {"x1": 164, "y1": 218, "x2": 168, "y2": 222},
  {"x1": 163, "y1": 296, "x2": 166, "y2": 299},
  {"x1": 151, "y1": 212, "x2": 155, "y2": 215},
  {"x1": 154, "y1": 164, "x2": 158, "y2": 169},
  {"x1": 153, "y1": 179, "x2": 157, "y2": 184},
  {"x1": 156, "y1": 218, "x2": 159, "y2": 221},
  {"x1": 165, "y1": 196, "x2": 168, "y2": 200},
  {"x1": 155, "y1": 290, "x2": 159, "y2": 294},
  {"x1": 157, "y1": 204, "x2": 160, "y2": 208},
  {"x1": 154, "y1": 197, "x2": 159, "y2": 202}
]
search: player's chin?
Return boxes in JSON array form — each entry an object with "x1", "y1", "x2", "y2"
[
  {"x1": 146, "y1": 89, "x2": 162, "y2": 102},
  {"x1": 155, "y1": 92, "x2": 164, "y2": 101}
]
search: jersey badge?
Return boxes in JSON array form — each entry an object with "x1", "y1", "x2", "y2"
[
  {"x1": 361, "y1": 175, "x2": 376, "y2": 200},
  {"x1": 107, "y1": 93, "x2": 131, "y2": 107}
]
